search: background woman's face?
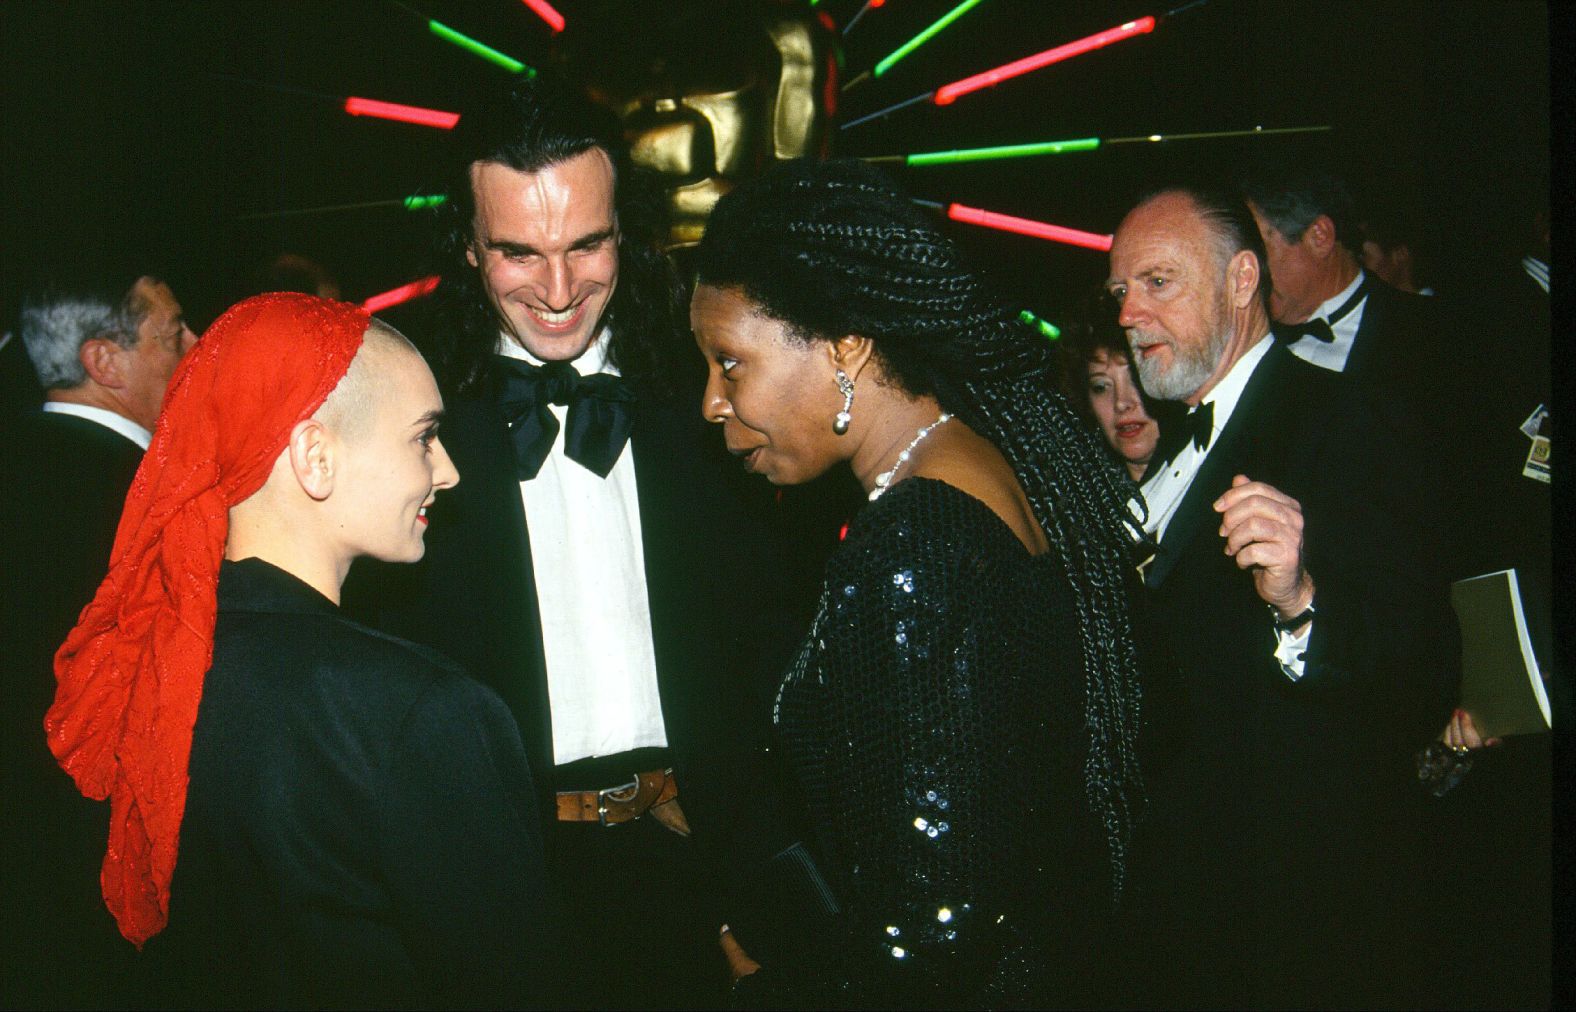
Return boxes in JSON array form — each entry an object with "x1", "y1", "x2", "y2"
[
  {"x1": 1085, "y1": 348, "x2": 1158, "y2": 471},
  {"x1": 690, "y1": 284, "x2": 845, "y2": 486}
]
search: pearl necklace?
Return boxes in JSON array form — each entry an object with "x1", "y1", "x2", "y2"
[{"x1": 868, "y1": 412, "x2": 952, "y2": 501}]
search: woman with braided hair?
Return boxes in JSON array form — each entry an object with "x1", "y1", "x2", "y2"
[{"x1": 690, "y1": 158, "x2": 1148, "y2": 1006}]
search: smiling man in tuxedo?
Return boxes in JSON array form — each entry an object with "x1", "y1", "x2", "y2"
[
  {"x1": 1107, "y1": 185, "x2": 1457, "y2": 1007},
  {"x1": 345, "y1": 75, "x2": 804, "y2": 1007}
]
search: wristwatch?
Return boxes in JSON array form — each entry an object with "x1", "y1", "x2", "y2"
[{"x1": 1270, "y1": 600, "x2": 1315, "y2": 633}]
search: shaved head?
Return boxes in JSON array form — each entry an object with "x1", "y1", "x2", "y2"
[{"x1": 315, "y1": 319, "x2": 426, "y2": 443}]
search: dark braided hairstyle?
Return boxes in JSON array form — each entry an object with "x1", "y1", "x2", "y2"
[{"x1": 694, "y1": 158, "x2": 1147, "y2": 903}]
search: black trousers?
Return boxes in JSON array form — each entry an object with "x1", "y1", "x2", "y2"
[{"x1": 546, "y1": 814, "x2": 730, "y2": 1009}]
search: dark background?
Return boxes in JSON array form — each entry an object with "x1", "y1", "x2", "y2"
[{"x1": 0, "y1": 0, "x2": 1554, "y2": 332}]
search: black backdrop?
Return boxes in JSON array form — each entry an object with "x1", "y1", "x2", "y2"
[{"x1": 1, "y1": 0, "x2": 1554, "y2": 331}]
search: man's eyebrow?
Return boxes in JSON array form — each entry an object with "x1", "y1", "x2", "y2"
[
  {"x1": 568, "y1": 227, "x2": 616, "y2": 251},
  {"x1": 412, "y1": 409, "x2": 445, "y2": 428},
  {"x1": 484, "y1": 238, "x2": 539, "y2": 256},
  {"x1": 1106, "y1": 265, "x2": 1174, "y2": 287},
  {"x1": 484, "y1": 228, "x2": 616, "y2": 256}
]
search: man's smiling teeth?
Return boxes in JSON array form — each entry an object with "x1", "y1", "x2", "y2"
[{"x1": 529, "y1": 305, "x2": 577, "y2": 324}]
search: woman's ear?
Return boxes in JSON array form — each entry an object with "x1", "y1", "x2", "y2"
[
  {"x1": 286, "y1": 418, "x2": 336, "y2": 501},
  {"x1": 829, "y1": 333, "x2": 876, "y2": 381}
]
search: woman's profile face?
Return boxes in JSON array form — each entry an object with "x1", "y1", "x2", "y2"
[
  {"x1": 1085, "y1": 348, "x2": 1159, "y2": 474},
  {"x1": 691, "y1": 284, "x2": 845, "y2": 485}
]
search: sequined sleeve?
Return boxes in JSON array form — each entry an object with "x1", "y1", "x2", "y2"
[{"x1": 773, "y1": 478, "x2": 1092, "y2": 1005}]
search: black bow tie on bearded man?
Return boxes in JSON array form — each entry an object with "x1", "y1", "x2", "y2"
[
  {"x1": 1149, "y1": 400, "x2": 1215, "y2": 474},
  {"x1": 1271, "y1": 276, "x2": 1371, "y2": 344},
  {"x1": 494, "y1": 355, "x2": 635, "y2": 480}
]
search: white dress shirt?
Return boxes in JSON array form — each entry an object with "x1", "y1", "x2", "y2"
[
  {"x1": 1141, "y1": 334, "x2": 1274, "y2": 543},
  {"x1": 1140, "y1": 333, "x2": 1311, "y2": 680},
  {"x1": 42, "y1": 401, "x2": 152, "y2": 449},
  {"x1": 497, "y1": 329, "x2": 669, "y2": 765},
  {"x1": 1283, "y1": 270, "x2": 1366, "y2": 373}
]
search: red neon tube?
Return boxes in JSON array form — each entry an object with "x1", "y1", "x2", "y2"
[
  {"x1": 362, "y1": 275, "x2": 441, "y2": 313},
  {"x1": 343, "y1": 96, "x2": 461, "y2": 130},
  {"x1": 934, "y1": 16, "x2": 1155, "y2": 105},
  {"x1": 519, "y1": 0, "x2": 566, "y2": 32},
  {"x1": 947, "y1": 204, "x2": 1112, "y2": 251}
]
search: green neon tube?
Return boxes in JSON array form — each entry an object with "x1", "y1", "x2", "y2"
[
  {"x1": 906, "y1": 136, "x2": 1100, "y2": 166},
  {"x1": 874, "y1": 0, "x2": 986, "y2": 78},
  {"x1": 1019, "y1": 310, "x2": 1061, "y2": 341},
  {"x1": 428, "y1": 20, "x2": 535, "y2": 75},
  {"x1": 402, "y1": 194, "x2": 448, "y2": 210}
]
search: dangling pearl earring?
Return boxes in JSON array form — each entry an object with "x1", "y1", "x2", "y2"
[{"x1": 833, "y1": 369, "x2": 855, "y2": 435}]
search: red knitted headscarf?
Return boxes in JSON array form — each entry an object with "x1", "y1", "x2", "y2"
[{"x1": 47, "y1": 292, "x2": 370, "y2": 947}]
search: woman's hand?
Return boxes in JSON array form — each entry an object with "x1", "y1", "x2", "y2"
[{"x1": 1442, "y1": 707, "x2": 1501, "y2": 752}]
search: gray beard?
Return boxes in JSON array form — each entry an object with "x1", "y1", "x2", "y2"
[{"x1": 1133, "y1": 324, "x2": 1230, "y2": 402}]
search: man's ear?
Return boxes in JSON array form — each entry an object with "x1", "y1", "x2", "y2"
[
  {"x1": 286, "y1": 418, "x2": 336, "y2": 501},
  {"x1": 1228, "y1": 250, "x2": 1262, "y2": 309},
  {"x1": 465, "y1": 243, "x2": 479, "y2": 269},
  {"x1": 79, "y1": 338, "x2": 125, "y2": 389},
  {"x1": 1303, "y1": 214, "x2": 1338, "y2": 259},
  {"x1": 828, "y1": 334, "x2": 876, "y2": 382}
]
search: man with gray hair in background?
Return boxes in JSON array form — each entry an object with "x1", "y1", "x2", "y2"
[{"x1": 0, "y1": 271, "x2": 195, "y2": 1006}]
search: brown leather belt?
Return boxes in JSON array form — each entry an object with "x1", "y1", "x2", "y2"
[{"x1": 555, "y1": 768, "x2": 678, "y2": 826}]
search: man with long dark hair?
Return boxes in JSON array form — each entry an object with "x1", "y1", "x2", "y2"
[{"x1": 346, "y1": 75, "x2": 801, "y2": 1006}]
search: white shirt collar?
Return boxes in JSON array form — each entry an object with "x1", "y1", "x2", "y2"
[
  {"x1": 1196, "y1": 331, "x2": 1276, "y2": 446},
  {"x1": 1310, "y1": 269, "x2": 1366, "y2": 322},
  {"x1": 496, "y1": 326, "x2": 617, "y2": 377},
  {"x1": 1138, "y1": 332, "x2": 1274, "y2": 540},
  {"x1": 1280, "y1": 270, "x2": 1366, "y2": 373},
  {"x1": 41, "y1": 401, "x2": 151, "y2": 449}
]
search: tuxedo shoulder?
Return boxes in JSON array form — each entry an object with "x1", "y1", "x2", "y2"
[{"x1": 12, "y1": 410, "x2": 141, "y2": 457}]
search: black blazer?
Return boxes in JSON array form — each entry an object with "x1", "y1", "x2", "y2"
[
  {"x1": 1137, "y1": 342, "x2": 1457, "y2": 859},
  {"x1": 1131, "y1": 342, "x2": 1461, "y2": 1003},
  {"x1": 0, "y1": 411, "x2": 144, "y2": 1005},
  {"x1": 142, "y1": 558, "x2": 550, "y2": 1009},
  {"x1": 345, "y1": 380, "x2": 807, "y2": 853}
]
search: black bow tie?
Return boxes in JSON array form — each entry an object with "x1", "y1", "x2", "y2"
[
  {"x1": 1148, "y1": 401, "x2": 1214, "y2": 475},
  {"x1": 494, "y1": 355, "x2": 635, "y2": 480},
  {"x1": 1272, "y1": 277, "x2": 1370, "y2": 344},
  {"x1": 1183, "y1": 401, "x2": 1214, "y2": 453}
]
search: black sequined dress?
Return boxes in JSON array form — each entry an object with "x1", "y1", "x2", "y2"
[{"x1": 763, "y1": 477, "x2": 1110, "y2": 1007}]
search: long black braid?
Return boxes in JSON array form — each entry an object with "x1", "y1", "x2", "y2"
[{"x1": 693, "y1": 158, "x2": 1148, "y2": 903}]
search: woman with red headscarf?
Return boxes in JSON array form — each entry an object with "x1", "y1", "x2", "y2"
[{"x1": 47, "y1": 293, "x2": 551, "y2": 1007}]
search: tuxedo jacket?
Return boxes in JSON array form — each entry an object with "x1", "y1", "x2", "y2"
[
  {"x1": 1136, "y1": 342, "x2": 1458, "y2": 891},
  {"x1": 1, "y1": 411, "x2": 143, "y2": 823},
  {"x1": 345, "y1": 375, "x2": 807, "y2": 857},
  {"x1": 1342, "y1": 275, "x2": 1443, "y2": 386},
  {"x1": 0, "y1": 412, "x2": 143, "y2": 1005}
]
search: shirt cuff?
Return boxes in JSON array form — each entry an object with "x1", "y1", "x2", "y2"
[{"x1": 1274, "y1": 621, "x2": 1312, "y2": 681}]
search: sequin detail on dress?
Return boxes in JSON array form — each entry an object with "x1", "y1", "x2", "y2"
[{"x1": 773, "y1": 478, "x2": 1110, "y2": 1005}]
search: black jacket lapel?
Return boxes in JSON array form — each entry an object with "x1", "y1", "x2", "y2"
[{"x1": 1145, "y1": 343, "x2": 1287, "y2": 590}]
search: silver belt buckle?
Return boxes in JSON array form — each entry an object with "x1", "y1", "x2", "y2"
[{"x1": 597, "y1": 776, "x2": 641, "y2": 827}]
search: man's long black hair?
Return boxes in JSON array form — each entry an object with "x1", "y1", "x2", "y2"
[
  {"x1": 693, "y1": 157, "x2": 1148, "y2": 903},
  {"x1": 429, "y1": 74, "x2": 687, "y2": 398}
]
